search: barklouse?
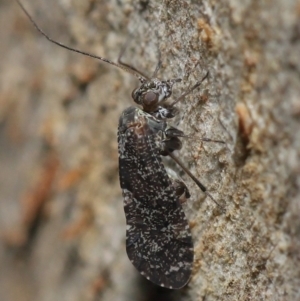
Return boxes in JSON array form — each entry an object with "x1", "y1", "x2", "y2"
[{"x1": 16, "y1": 0, "x2": 224, "y2": 289}]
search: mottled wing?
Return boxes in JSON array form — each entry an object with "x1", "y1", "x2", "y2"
[{"x1": 118, "y1": 107, "x2": 193, "y2": 289}]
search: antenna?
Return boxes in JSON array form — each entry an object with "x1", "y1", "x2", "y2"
[
  {"x1": 169, "y1": 71, "x2": 209, "y2": 107},
  {"x1": 16, "y1": 0, "x2": 147, "y2": 82}
]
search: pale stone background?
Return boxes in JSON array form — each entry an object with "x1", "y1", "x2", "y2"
[{"x1": 0, "y1": 0, "x2": 299, "y2": 300}]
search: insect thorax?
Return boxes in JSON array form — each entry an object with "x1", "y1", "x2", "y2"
[{"x1": 118, "y1": 106, "x2": 184, "y2": 158}]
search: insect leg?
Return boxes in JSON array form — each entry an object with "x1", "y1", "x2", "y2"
[
  {"x1": 168, "y1": 151, "x2": 224, "y2": 210},
  {"x1": 172, "y1": 179, "x2": 190, "y2": 204},
  {"x1": 159, "y1": 126, "x2": 223, "y2": 208}
]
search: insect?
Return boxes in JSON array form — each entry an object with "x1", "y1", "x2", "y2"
[{"x1": 16, "y1": 0, "x2": 223, "y2": 289}]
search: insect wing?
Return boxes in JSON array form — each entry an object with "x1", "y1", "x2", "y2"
[{"x1": 118, "y1": 107, "x2": 193, "y2": 289}]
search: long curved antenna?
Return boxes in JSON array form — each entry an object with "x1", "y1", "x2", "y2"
[
  {"x1": 16, "y1": 0, "x2": 147, "y2": 82},
  {"x1": 117, "y1": 33, "x2": 150, "y2": 79}
]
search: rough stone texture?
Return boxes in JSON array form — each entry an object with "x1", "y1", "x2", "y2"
[{"x1": 0, "y1": 0, "x2": 299, "y2": 300}]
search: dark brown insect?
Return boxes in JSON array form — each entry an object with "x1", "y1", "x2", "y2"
[{"x1": 16, "y1": 0, "x2": 223, "y2": 289}]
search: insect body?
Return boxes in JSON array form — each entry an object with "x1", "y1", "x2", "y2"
[
  {"x1": 117, "y1": 74, "x2": 201, "y2": 288},
  {"x1": 118, "y1": 106, "x2": 193, "y2": 289}
]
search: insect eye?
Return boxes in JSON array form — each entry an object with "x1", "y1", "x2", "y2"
[
  {"x1": 143, "y1": 91, "x2": 158, "y2": 107},
  {"x1": 131, "y1": 88, "x2": 139, "y2": 101}
]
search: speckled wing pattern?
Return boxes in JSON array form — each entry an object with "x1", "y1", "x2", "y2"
[{"x1": 118, "y1": 106, "x2": 193, "y2": 289}]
